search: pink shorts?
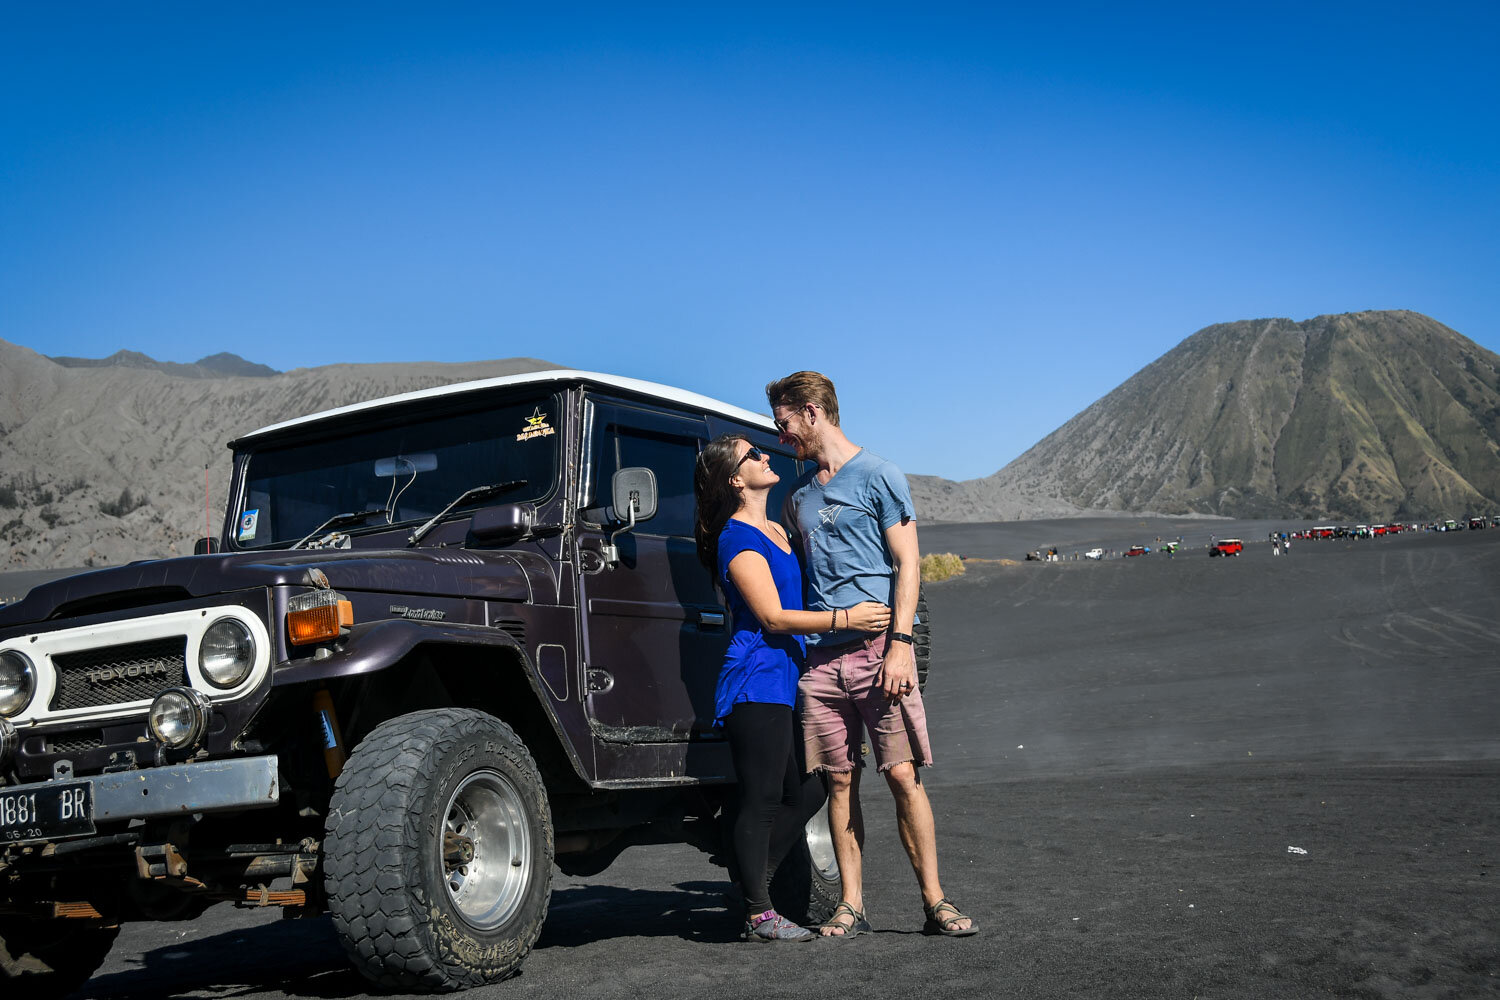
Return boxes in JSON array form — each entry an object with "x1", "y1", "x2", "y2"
[{"x1": 798, "y1": 633, "x2": 934, "y2": 773}]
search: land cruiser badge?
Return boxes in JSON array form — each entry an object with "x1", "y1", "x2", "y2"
[{"x1": 390, "y1": 605, "x2": 446, "y2": 621}]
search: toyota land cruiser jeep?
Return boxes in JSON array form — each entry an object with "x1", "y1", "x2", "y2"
[{"x1": 0, "y1": 370, "x2": 931, "y2": 996}]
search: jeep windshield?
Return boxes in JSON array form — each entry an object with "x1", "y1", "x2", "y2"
[{"x1": 233, "y1": 394, "x2": 561, "y2": 549}]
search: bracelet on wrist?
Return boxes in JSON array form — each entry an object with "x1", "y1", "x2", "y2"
[{"x1": 890, "y1": 632, "x2": 915, "y2": 645}]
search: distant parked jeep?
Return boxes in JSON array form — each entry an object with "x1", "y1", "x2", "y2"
[
  {"x1": 1209, "y1": 538, "x2": 1244, "y2": 557},
  {"x1": 0, "y1": 371, "x2": 932, "y2": 995}
]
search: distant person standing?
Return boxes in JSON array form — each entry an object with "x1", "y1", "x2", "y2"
[{"x1": 766, "y1": 371, "x2": 977, "y2": 939}]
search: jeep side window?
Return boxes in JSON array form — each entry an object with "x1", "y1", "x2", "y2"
[{"x1": 592, "y1": 424, "x2": 700, "y2": 538}]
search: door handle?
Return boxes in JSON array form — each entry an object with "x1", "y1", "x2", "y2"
[{"x1": 698, "y1": 610, "x2": 725, "y2": 629}]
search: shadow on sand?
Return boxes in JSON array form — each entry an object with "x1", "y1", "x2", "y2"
[
  {"x1": 77, "y1": 916, "x2": 361, "y2": 1000},
  {"x1": 78, "y1": 880, "x2": 740, "y2": 998}
]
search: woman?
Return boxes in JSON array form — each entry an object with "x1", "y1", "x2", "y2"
[{"x1": 693, "y1": 434, "x2": 891, "y2": 942}]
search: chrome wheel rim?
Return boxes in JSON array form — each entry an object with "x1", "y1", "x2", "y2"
[
  {"x1": 440, "y1": 768, "x2": 532, "y2": 930},
  {"x1": 805, "y1": 802, "x2": 840, "y2": 882}
]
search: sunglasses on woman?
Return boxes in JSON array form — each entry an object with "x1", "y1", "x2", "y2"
[{"x1": 734, "y1": 446, "x2": 767, "y2": 470}]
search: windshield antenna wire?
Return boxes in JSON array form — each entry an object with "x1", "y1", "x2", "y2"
[{"x1": 386, "y1": 457, "x2": 418, "y2": 523}]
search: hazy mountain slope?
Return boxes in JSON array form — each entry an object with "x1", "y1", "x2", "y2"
[
  {"x1": 6, "y1": 308, "x2": 1495, "y2": 570},
  {"x1": 48, "y1": 349, "x2": 281, "y2": 378},
  {"x1": 978, "y1": 311, "x2": 1500, "y2": 520},
  {"x1": 0, "y1": 342, "x2": 558, "y2": 569}
]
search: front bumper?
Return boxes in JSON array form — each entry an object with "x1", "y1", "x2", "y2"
[
  {"x1": 90, "y1": 755, "x2": 280, "y2": 822},
  {"x1": 1, "y1": 755, "x2": 280, "y2": 850}
]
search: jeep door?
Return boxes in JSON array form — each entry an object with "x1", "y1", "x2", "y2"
[{"x1": 577, "y1": 400, "x2": 722, "y2": 740}]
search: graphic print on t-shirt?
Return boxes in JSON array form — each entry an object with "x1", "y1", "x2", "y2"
[{"x1": 818, "y1": 503, "x2": 843, "y2": 527}]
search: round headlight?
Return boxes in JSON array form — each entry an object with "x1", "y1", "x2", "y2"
[
  {"x1": 200, "y1": 618, "x2": 255, "y2": 688},
  {"x1": 0, "y1": 650, "x2": 36, "y2": 717},
  {"x1": 148, "y1": 687, "x2": 211, "y2": 749}
]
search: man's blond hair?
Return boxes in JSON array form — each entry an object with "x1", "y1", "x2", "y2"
[{"x1": 765, "y1": 371, "x2": 840, "y2": 426}]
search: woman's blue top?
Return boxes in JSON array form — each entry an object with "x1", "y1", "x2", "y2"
[{"x1": 713, "y1": 519, "x2": 806, "y2": 726}]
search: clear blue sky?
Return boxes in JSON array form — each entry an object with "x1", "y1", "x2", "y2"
[{"x1": 2, "y1": 3, "x2": 1496, "y2": 480}]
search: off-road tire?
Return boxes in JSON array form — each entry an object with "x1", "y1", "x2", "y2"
[
  {"x1": 768, "y1": 799, "x2": 841, "y2": 925},
  {"x1": 324, "y1": 708, "x2": 553, "y2": 992},
  {"x1": 914, "y1": 584, "x2": 932, "y2": 691},
  {"x1": 0, "y1": 918, "x2": 118, "y2": 1000}
]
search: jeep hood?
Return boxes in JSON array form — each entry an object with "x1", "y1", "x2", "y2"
[{"x1": 0, "y1": 549, "x2": 532, "y2": 626}]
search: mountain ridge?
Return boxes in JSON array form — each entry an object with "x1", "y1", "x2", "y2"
[
  {"x1": 914, "y1": 310, "x2": 1500, "y2": 522},
  {"x1": 2, "y1": 309, "x2": 1496, "y2": 570},
  {"x1": 0, "y1": 345, "x2": 560, "y2": 569},
  {"x1": 47, "y1": 349, "x2": 281, "y2": 379}
]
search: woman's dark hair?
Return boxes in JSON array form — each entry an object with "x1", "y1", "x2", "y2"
[{"x1": 694, "y1": 434, "x2": 749, "y2": 571}]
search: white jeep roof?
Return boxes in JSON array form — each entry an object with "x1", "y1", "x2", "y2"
[{"x1": 236, "y1": 369, "x2": 774, "y2": 443}]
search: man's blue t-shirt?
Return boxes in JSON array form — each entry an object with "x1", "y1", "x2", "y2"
[
  {"x1": 713, "y1": 518, "x2": 806, "y2": 726},
  {"x1": 784, "y1": 448, "x2": 916, "y2": 646}
]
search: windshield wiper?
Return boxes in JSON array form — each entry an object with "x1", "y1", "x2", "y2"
[
  {"x1": 407, "y1": 481, "x2": 528, "y2": 547},
  {"x1": 289, "y1": 508, "x2": 391, "y2": 550}
]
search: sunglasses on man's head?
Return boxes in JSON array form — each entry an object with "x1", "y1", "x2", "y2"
[{"x1": 734, "y1": 446, "x2": 767, "y2": 470}]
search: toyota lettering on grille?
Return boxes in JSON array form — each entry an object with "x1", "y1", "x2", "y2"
[{"x1": 85, "y1": 660, "x2": 172, "y2": 685}]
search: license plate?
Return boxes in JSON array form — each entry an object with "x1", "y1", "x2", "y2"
[{"x1": 0, "y1": 781, "x2": 95, "y2": 844}]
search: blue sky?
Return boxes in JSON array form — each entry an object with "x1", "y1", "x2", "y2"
[{"x1": 2, "y1": 3, "x2": 1496, "y2": 480}]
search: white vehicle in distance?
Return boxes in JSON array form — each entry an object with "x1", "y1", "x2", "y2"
[{"x1": 1085, "y1": 548, "x2": 1104, "y2": 560}]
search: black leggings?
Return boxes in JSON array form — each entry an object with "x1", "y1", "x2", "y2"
[{"x1": 722, "y1": 701, "x2": 826, "y2": 914}]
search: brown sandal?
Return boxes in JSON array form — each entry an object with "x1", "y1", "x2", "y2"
[{"x1": 922, "y1": 897, "x2": 978, "y2": 937}]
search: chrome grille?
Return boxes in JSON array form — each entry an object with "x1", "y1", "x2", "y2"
[{"x1": 50, "y1": 637, "x2": 189, "y2": 710}]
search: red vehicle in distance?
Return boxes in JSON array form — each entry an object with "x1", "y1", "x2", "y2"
[
  {"x1": 1125, "y1": 545, "x2": 1149, "y2": 557},
  {"x1": 1210, "y1": 538, "x2": 1243, "y2": 557}
]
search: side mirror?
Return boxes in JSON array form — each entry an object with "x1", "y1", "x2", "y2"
[
  {"x1": 602, "y1": 467, "x2": 657, "y2": 568},
  {"x1": 194, "y1": 537, "x2": 221, "y2": 554},
  {"x1": 468, "y1": 503, "x2": 533, "y2": 545},
  {"x1": 611, "y1": 467, "x2": 658, "y2": 523}
]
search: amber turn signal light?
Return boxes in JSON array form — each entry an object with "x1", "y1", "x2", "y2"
[{"x1": 287, "y1": 599, "x2": 353, "y2": 646}]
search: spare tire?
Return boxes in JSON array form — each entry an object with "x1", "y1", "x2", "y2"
[{"x1": 768, "y1": 795, "x2": 842, "y2": 926}]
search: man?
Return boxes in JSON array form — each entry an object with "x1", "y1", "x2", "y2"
[{"x1": 767, "y1": 371, "x2": 977, "y2": 938}]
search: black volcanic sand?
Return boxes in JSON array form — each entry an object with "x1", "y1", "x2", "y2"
[{"x1": 58, "y1": 527, "x2": 1500, "y2": 999}]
